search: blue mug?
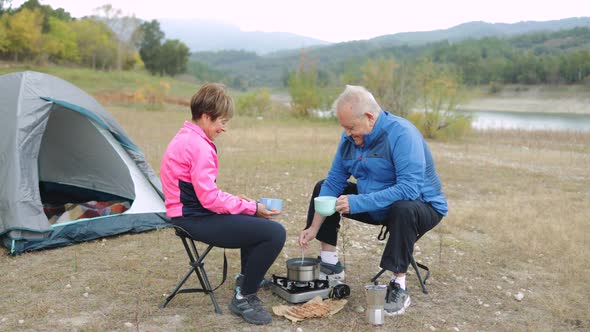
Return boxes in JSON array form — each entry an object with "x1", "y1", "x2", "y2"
[{"x1": 259, "y1": 198, "x2": 283, "y2": 212}]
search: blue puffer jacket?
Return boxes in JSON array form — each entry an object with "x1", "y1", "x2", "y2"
[{"x1": 319, "y1": 111, "x2": 448, "y2": 221}]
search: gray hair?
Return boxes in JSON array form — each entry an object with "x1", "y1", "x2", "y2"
[{"x1": 332, "y1": 85, "x2": 381, "y2": 117}]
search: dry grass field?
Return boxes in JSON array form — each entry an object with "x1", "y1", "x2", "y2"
[{"x1": 1, "y1": 104, "x2": 589, "y2": 331}]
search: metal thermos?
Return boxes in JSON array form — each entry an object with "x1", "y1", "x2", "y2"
[{"x1": 365, "y1": 284, "x2": 387, "y2": 326}]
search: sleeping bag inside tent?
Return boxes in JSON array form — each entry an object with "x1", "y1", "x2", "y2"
[{"x1": 0, "y1": 71, "x2": 170, "y2": 255}]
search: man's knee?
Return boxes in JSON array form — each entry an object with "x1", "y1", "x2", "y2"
[
  {"x1": 385, "y1": 201, "x2": 416, "y2": 227},
  {"x1": 389, "y1": 201, "x2": 415, "y2": 220}
]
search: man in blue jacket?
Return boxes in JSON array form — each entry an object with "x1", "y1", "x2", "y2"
[{"x1": 298, "y1": 85, "x2": 448, "y2": 315}]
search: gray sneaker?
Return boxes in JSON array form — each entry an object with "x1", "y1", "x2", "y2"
[
  {"x1": 319, "y1": 259, "x2": 346, "y2": 281},
  {"x1": 384, "y1": 281, "x2": 411, "y2": 315},
  {"x1": 234, "y1": 274, "x2": 273, "y2": 294},
  {"x1": 229, "y1": 293, "x2": 272, "y2": 325}
]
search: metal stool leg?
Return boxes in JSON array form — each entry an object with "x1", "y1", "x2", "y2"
[
  {"x1": 191, "y1": 243, "x2": 223, "y2": 314},
  {"x1": 370, "y1": 255, "x2": 430, "y2": 294},
  {"x1": 410, "y1": 256, "x2": 429, "y2": 294},
  {"x1": 160, "y1": 232, "x2": 224, "y2": 314},
  {"x1": 370, "y1": 232, "x2": 430, "y2": 294},
  {"x1": 160, "y1": 266, "x2": 197, "y2": 309},
  {"x1": 370, "y1": 268, "x2": 386, "y2": 283}
]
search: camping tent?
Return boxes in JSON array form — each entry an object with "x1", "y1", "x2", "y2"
[{"x1": 0, "y1": 71, "x2": 169, "y2": 255}]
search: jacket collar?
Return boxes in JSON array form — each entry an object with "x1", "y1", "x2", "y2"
[
  {"x1": 184, "y1": 120, "x2": 213, "y2": 145},
  {"x1": 344, "y1": 110, "x2": 388, "y2": 147}
]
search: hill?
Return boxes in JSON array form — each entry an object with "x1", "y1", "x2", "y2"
[
  {"x1": 189, "y1": 18, "x2": 590, "y2": 87},
  {"x1": 159, "y1": 18, "x2": 331, "y2": 54},
  {"x1": 370, "y1": 17, "x2": 590, "y2": 46}
]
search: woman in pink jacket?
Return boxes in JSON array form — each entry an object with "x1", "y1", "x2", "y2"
[{"x1": 160, "y1": 83, "x2": 285, "y2": 325}]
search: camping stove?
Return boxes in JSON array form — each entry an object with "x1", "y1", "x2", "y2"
[
  {"x1": 270, "y1": 275, "x2": 350, "y2": 304},
  {"x1": 270, "y1": 275, "x2": 331, "y2": 303}
]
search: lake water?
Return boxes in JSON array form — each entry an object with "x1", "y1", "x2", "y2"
[
  {"x1": 312, "y1": 109, "x2": 590, "y2": 132},
  {"x1": 459, "y1": 110, "x2": 590, "y2": 132}
]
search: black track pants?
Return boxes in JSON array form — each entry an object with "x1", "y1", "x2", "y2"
[{"x1": 305, "y1": 179, "x2": 442, "y2": 273}]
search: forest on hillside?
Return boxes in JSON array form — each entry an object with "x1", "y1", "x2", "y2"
[
  {"x1": 0, "y1": 1, "x2": 138, "y2": 70},
  {"x1": 190, "y1": 27, "x2": 590, "y2": 89},
  {"x1": 0, "y1": 0, "x2": 189, "y2": 75}
]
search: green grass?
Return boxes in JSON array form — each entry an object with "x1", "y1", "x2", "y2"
[{"x1": 0, "y1": 64, "x2": 199, "y2": 97}]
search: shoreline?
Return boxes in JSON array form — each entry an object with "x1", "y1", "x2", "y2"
[
  {"x1": 459, "y1": 85, "x2": 590, "y2": 115},
  {"x1": 458, "y1": 97, "x2": 590, "y2": 115}
]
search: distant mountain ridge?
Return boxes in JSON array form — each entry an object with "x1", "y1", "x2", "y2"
[
  {"x1": 369, "y1": 17, "x2": 590, "y2": 47},
  {"x1": 161, "y1": 17, "x2": 590, "y2": 55},
  {"x1": 187, "y1": 17, "x2": 590, "y2": 87},
  {"x1": 159, "y1": 19, "x2": 330, "y2": 54}
]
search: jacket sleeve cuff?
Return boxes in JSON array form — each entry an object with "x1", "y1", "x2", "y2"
[{"x1": 348, "y1": 194, "x2": 359, "y2": 214}]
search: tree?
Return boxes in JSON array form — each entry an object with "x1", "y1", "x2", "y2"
[
  {"x1": 361, "y1": 57, "x2": 418, "y2": 118},
  {"x1": 187, "y1": 61, "x2": 226, "y2": 83},
  {"x1": 560, "y1": 50, "x2": 590, "y2": 84},
  {"x1": 15, "y1": 0, "x2": 71, "y2": 32},
  {"x1": 159, "y1": 39, "x2": 189, "y2": 76},
  {"x1": 138, "y1": 20, "x2": 164, "y2": 75},
  {"x1": 0, "y1": 16, "x2": 8, "y2": 53},
  {"x1": 338, "y1": 59, "x2": 362, "y2": 86},
  {"x1": 72, "y1": 18, "x2": 117, "y2": 70},
  {"x1": 0, "y1": 0, "x2": 12, "y2": 15},
  {"x1": 413, "y1": 59, "x2": 468, "y2": 139},
  {"x1": 137, "y1": 20, "x2": 189, "y2": 76},
  {"x1": 362, "y1": 57, "x2": 397, "y2": 104},
  {"x1": 391, "y1": 61, "x2": 420, "y2": 118},
  {"x1": 92, "y1": 5, "x2": 141, "y2": 71},
  {"x1": 236, "y1": 89, "x2": 272, "y2": 117},
  {"x1": 42, "y1": 16, "x2": 79, "y2": 63},
  {"x1": 4, "y1": 8, "x2": 43, "y2": 61},
  {"x1": 287, "y1": 50, "x2": 322, "y2": 117}
]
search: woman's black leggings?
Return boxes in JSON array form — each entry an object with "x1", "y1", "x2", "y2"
[{"x1": 172, "y1": 214, "x2": 286, "y2": 295}]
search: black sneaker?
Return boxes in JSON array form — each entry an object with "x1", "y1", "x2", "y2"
[
  {"x1": 384, "y1": 281, "x2": 411, "y2": 315},
  {"x1": 319, "y1": 259, "x2": 346, "y2": 281},
  {"x1": 234, "y1": 274, "x2": 273, "y2": 294},
  {"x1": 229, "y1": 293, "x2": 272, "y2": 325}
]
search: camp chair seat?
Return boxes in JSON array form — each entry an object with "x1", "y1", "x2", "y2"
[{"x1": 160, "y1": 226, "x2": 227, "y2": 314}]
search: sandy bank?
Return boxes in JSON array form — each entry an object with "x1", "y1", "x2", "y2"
[{"x1": 459, "y1": 85, "x2": 590, "y2": 114}]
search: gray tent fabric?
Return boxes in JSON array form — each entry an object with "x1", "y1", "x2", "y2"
[{"x1": 0, "y1": 71, "x2": 170, "y2": 255}]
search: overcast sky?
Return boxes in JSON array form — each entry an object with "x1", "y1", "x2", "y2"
[{"x1": 10, "y1": 0, "x2": 589, "y2": 42}]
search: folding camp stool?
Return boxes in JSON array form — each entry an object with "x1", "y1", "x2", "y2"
[
  {"x1": 160, "y1": 226, "x2": 227, "y2": 314},
  {"x1": 370, "y1": 232, "x2": 430, "y2": 294}
]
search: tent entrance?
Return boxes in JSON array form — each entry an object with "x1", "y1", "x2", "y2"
[
  {"x1": 39, "y1": 106, "x2": 136, "y2": 200},
  {"x1": 38, "y1": 106, "x2": 135, "y2": 224}
]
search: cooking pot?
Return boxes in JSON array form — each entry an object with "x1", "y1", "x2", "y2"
[{"x1": 286, "y1": 257, "x2": 320, "y2": 282}]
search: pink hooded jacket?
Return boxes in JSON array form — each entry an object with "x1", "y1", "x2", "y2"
[{"x1": 160, "y1": 121, "x2": 257, "y2": 218}]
